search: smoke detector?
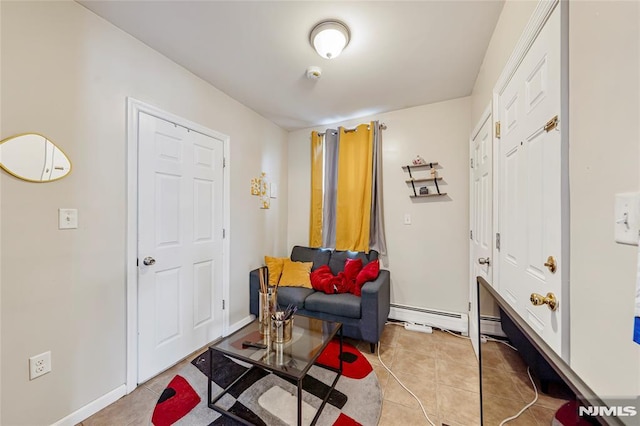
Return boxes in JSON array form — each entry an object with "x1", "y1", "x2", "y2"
[{"x1": 306, "y1": 66, "x2": 322, "y2": 80}]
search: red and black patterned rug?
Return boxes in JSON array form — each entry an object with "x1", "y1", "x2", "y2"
[{"x1": 151, "y1": 340, "x2": 382, "y2": 426}]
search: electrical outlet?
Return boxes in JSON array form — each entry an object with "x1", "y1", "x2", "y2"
[{"x1": 29, "y1": 351, "x2": 51, "y2": 380}]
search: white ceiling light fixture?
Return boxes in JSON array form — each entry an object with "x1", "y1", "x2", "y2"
[{"x1": 309, "y1": 20, "x2": 350, "y2": 59}]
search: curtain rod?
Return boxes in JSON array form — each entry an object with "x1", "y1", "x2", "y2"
[{"x1": 317, "y1": 122, "x2": 387, "y2": 137}]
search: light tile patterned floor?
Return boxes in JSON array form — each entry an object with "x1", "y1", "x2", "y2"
[{"x1": 78, "y1": 324, "x2": 571, "y2": 425}]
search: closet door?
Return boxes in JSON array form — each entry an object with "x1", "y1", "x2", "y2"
[
  {"x1": 137, "y1": 112, "x2": 224, "y2": 382},
  {"x1": 469, "y1": 107, "x2": 493, "y2": 357},
  {"x1": 495, "y1": 5, "x2": 565, "y2": 357}
]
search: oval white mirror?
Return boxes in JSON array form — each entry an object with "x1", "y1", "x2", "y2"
[{"x1": 0, "y1": 133, "x2": 72, "y2": 182}]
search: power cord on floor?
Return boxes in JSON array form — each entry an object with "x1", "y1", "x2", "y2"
[
  {"x1": 376, "y1": 342, "x2": 436, "y2": 426},
  {"x1": 480, "y1": 334, "x2": 518, "y2": 352},
  {"x1": 444, "y1": 329, "x2": 471, "y2": 339},
  {"x1": 481, "y1": 335, "x2": 538, "y2": 425},
  {"x1": 384, "y1": 321, "x2": 539, "y2": 425},
  {"x1": 498, "y1": 367, "x2": 538, "y2": 425}
]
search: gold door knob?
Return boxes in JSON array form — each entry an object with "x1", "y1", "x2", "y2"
[
  {"x1": 530, "y1": 292, "x2": 558, "y2": 311},
  {"x1": 544, "y1": 256, "x2": 557, "y2": 273}
]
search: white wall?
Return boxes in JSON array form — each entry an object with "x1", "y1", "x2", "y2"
[
  {"x1": 470, "y1": 0, "x2": 537, "y2": 126},
  {"x1": 568, "y1": 0, "x2": 640, "y2": 405},
  {"x1": 0, "y1": 2, "x2": 288, "y2": 425},
  {"x1": 470, "y1": 0, "x2": 640, "y2": 411},
  {"x1": 288, "y1": 97, "x2": 471, "y2": 313}
]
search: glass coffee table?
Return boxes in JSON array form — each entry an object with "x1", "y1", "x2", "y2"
[{"x1": 207, "y1": 314, "x2": 343, "y2": 426}]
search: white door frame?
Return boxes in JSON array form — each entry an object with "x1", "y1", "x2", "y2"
[
  {"x1": 469, "y1": 102, "x2": 492, "y2": 358},
  {"x1": 125, "y1": 98, "x2": 231, "y2": 392},
  {"x1": 491, "y1": 0, "x2": 569, "y2": 360}
]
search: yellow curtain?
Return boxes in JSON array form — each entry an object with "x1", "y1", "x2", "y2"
[
  {"x1": 309, "y1": 131, "x2": 323, "y2": 247},
  {"x1": 335, "y1": 124, "x2": 373, "y2": 252}
]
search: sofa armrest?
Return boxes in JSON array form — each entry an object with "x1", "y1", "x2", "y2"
[
  {"x1": 249, "y1": 268, "x2": 262, "y2": 317},
  {"x1": 360, "y1": 269, "x2": 391, "y2": 344}
]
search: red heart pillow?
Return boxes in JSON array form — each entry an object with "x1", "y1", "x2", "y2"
[
  {"x1": 310, "y1": 265, "x2": 333, "y2": 293},
  {"x1": 344, "y1": 258, "x2": 363, "y2": 283},
  {"x1": 333, "y1": 272, "x2": 352, "y2": 294},
  {"x1": 353, "y1": 260, "x2": 380, "y2": 296}
]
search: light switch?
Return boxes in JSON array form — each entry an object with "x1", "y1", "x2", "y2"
[
  {"x1": 614, "y1": 193, "x2": 640, "y2": 245},
  {"x1": 59, "y1": 208, "x2": 78, "y2": 230},
  {"x1": 404, "y1": 213, "x2": 411, "y2": 225}
]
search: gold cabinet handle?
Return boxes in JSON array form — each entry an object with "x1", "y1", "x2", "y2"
[
  {"x1": 544, "y1": 256, "x2": 557, "y2": 273},
  {"x1": 530, "y1": 292, "x2": 558, "y2": 311}
]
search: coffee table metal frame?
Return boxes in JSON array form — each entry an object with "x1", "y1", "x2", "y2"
[{"x1": 207, "y1": 314, "x2": 343, "y2": 426}]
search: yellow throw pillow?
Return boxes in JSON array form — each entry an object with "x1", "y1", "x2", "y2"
[
  {"x1": 278, "y1": 259, "x2": 313, "y2": 288},
  {"x1": 264, "y1": 256, "x2": 287, "y2": 285}
]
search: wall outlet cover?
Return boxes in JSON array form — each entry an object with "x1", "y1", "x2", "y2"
[{"x1": 29, "y1": 351, "x2": 51, "y2": 380}]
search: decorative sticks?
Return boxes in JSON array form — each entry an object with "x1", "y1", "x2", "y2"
[{"x1": 259, "y1": 266, "x2": 268, "y2": 294}]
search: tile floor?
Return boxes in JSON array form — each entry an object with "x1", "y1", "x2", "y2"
[{"x1": 79, "y1": 324, "x2": 571, "y2": 426}]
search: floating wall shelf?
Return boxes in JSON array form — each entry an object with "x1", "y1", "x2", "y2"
[{"x1": 402, "y1": 161, "x2": 446, "y2": 198}]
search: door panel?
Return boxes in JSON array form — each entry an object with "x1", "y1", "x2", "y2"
[
  {"x1": 138, "y1": 112, "x2": 224, "y2": 382},
  {"x1": 496, "y1": 7, "x2": 563, "y2": 355},
  {"x1": 469, "y1": 109, "x2": 493, "y2": 357}
]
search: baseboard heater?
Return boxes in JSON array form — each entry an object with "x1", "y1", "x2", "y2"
[
  {"x1": 480, "y1": 315, "x2": 506, "y2": 337},
  {"x1": 389, "y1": 303, "x2": 469, "y2": 336}
]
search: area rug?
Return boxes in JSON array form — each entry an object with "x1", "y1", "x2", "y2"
[{"x1": 151, "y1": 340, "x2": 382, "y2": 426}]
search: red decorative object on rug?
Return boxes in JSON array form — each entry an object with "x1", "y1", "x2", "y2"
[
  {"x1": 151, "y1": 375, "x2": 201, "y2": 426},
  {"x1": 316, "y1": 340, "x2": 373, "y2": 380},
  {"x1": 333, "y1": 412, "x2": 362, "y2": 426},
  {"x1": 150, "y1": 338, "x2": 382, "y2": 425}
]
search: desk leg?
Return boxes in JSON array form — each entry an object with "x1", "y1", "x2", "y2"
[
  {"x1": 297, "y1": 379, "x2": 302, "y2": 426},
  {"x1": 207, "y1": 348, "x2": 212, "y2": 407},
  {"x1": 339, "y1": 326, "x2": 343, "y2": 373}
]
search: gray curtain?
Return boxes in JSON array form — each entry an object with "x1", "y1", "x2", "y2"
[
  {"x1": 369, "y1": 121, "x2": 387, "y2": 255},
  {"x1": 322, "y1": 129, "x2": 339, "y2": 248}
]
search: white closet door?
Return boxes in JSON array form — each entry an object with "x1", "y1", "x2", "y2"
[
  {"x1": 137, "y1": 112, "x2": 224, "y2": 382},
  {"x1": 497, "y1": 7, "x2": 564, "y2": 356}
]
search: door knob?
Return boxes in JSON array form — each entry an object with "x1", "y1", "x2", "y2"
[
  {"x1": 143, "y1": 256, "x2": 156, "y2": 266},
  {"x1": 530, "y1": 292, "x2": 558, "y2": 311},
  {"x1": 478, "y1": 257, "x2": 491, "y2": 265},
  {"x1": 544, "y1": 256, "x2": 557, "y2": 273}
]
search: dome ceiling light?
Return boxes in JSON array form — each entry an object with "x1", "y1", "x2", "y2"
[{"x1": 309, "y1": 20, "x2": 350, "y2": 59}]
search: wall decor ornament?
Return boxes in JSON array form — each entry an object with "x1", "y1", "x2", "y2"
[
  {"x1": 250, "y1": 177, "x2": 261, "y2": 195},
  {"x1": 250, "y1": 172, "x2": 271, "y2": 209}
]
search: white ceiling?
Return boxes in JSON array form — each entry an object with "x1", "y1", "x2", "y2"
[{"x1": 78, "y1": 1, "x2": 504, "y2": 130}]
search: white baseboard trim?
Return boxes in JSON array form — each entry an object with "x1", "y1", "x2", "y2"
[
  {"x1": 480, "y1": 315, "x2": 506, "y2": 337},
  {"x1": 226, "y1": 314, "x2": 255, "y2": 336},
  {"x1": 389, "y1": 304, "x2": 469, "y2": 336},
  {"x1": 51, "y1": 384, "x2": 126, "y2": 426}
]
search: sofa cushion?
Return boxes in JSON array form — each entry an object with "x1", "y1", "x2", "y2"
[
  {"x1": 275, "y1": 287, "x2": 315, "y2": 310},
  {"x1": 264, "y1": 256, "x2": 286, "y2": 285},
  {"x1": 279, "y1": 259, "x2": 313, "y2": 288},
  {"x1": 290, "y1": 246, "x2": 331, "y2": 271},
  {"x1": 304, "y1": 292, "x2": 362, "y2": 319}
]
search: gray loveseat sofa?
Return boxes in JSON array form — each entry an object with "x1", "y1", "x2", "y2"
[{"x1": 249, "y1": 245, "x2": 390, "y2": 352}]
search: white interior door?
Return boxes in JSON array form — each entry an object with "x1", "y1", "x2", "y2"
[
  {"x1": 469, "y1": 108, "x2": 493, "y2": 356},
  {"x1": 496, "y1": 7, "x2": 564, "y2": 356},
  {"x1": 137, "y1": 112, "x2": 224, "y2": 382}
]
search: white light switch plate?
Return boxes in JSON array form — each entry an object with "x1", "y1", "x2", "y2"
[
  {"x1": 59, "y1": 208, "x2": 78, "y2": 229},
  {"x1": 614, "y1": 193, "x2": 640, "y2": 245}
]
